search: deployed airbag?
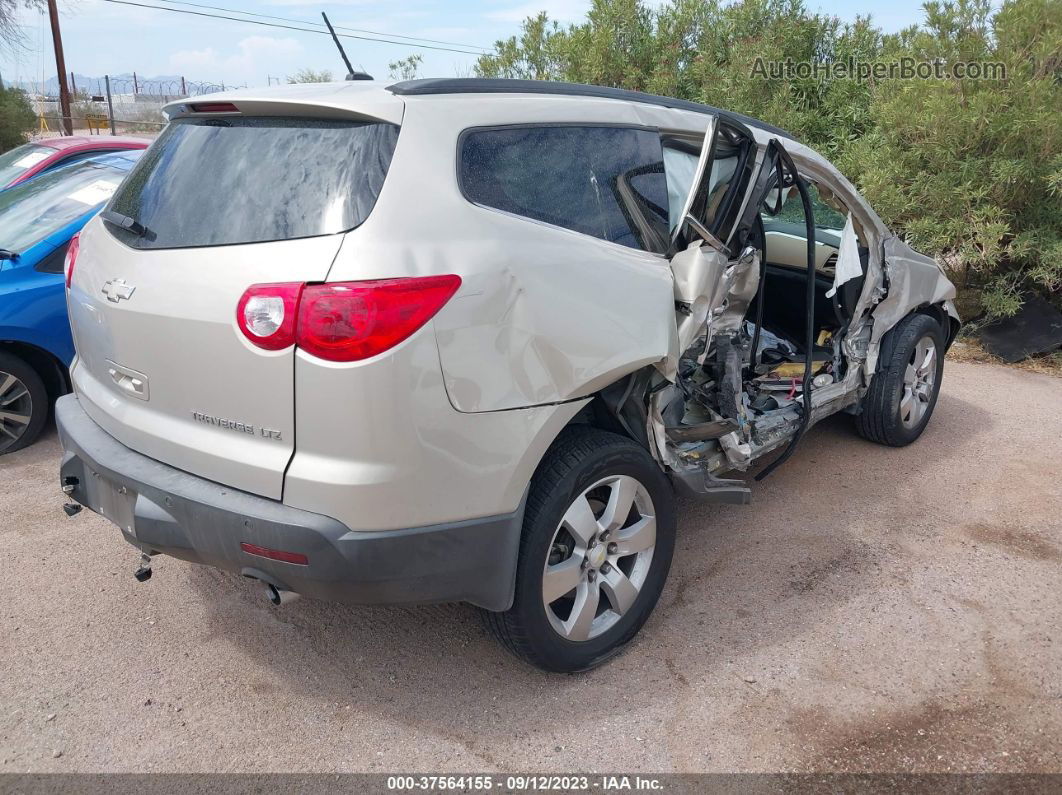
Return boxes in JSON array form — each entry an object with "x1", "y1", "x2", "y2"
[{"x1": 826, "y1": 214, "x2": 862, "y2": 299}]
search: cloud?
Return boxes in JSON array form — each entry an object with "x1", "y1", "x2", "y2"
[
  {"x1": 486, "y1": 0, "x2": 590, "y2": 23},
  {"x1": 169, "y1": 36, "x2": 304, "y2": 83},
  {"x1": 407, "y1": 27, "x2": 478, "y2": 41}
]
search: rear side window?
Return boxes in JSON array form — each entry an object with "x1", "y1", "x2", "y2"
[
  {"x1": 106, "y1": 117, "x2": 399, "y2": 249},
  {"x1": 459, "y1": 125, "x2": 669, "y2": 253}
]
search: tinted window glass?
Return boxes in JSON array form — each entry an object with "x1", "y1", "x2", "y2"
[
  {"x1": 662, "y1": 146, "x2": 698, "y2": 233},
  {"x1": 107, "y1": 117, "x2": 399, "y2": 249},
  {"x1": 0, "y1": 143, "x2": 53, "y2": 187},
  {"x1": 460, "y1": 126, "x2": 669, "y2": 252},
  {"x1": 0, "y1": 159, "x2": 130, "y2": 253},
  {"x1": 663, "y1": 129, "x2": 750, "y2": 244}
]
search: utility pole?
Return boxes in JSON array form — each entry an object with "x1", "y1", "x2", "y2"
[
  {"x1": 104, "y1": 75, "x2": 116, "y2": 136},
  {"x1": 47, "y1": 0, "x2": 73, "y2": 135}
]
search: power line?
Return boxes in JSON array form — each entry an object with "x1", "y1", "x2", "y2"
[
  {"x1": 152, "y1": 0, "x2": 492, "y2": 53},
  {"x1": 95, "y1": 0, "x2": 490, "y2": 56}
]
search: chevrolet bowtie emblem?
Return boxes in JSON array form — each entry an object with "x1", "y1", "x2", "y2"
[{"x1": 101, "y1": 279, "x2": 136, "y2": 303}]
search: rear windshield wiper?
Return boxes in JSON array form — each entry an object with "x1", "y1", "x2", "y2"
[{"x1": 101, "y1": 209, "x2": 151, "y2": 238}]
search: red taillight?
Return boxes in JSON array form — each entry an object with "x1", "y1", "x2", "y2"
[
  {"x1": 240, "y1": 542, "x2": 309, "y2": 566},
  {"x1": 64, "y1": 232, "x2": 80, "y2": 289},
  {"x1": 191, "y1": 102, "x2": 239, "y2": 113},
  {"x1": 236, "y1": 275, "x2": 461, "y2": 360},
  {"x1": 296, "y1": 275, "x2": 462, "y2": 362},
  {"x1": 236, "y1": 283, "x2": 303, "y2": 350}
]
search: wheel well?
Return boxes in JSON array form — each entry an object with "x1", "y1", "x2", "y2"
[
  {"x1": 0, "y1": 341, "x2": 70, "y2": 403},
  {"x1": 914, "y1": 303, "x2": 958, "y2": 348},
  {"x1": 560, "y1": 370, "x2": 654, "y2": 451},
  {"x1": 566, "y1": 395, "x2": 633, "y2": 437}
]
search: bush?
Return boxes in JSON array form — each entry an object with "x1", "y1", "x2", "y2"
[
  {"x1": 838, "y1": 0, "x2": 1062, "y2": 314},
  {"x1": 475, "y1": 0, "x2": 1062, "y2": 318},
  {"x1": 287, "y1": 68, "x2": 333, "y2": 84},
  {"x1": 0, "y1": 86, "x2": 35, "y2": 153}
]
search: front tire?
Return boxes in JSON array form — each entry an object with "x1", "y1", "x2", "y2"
[
  {"x1": 485, "y1": 427, "x2": 676, "y2": 673},
  {"x1": 0, "y1": 351, "x2": 49, "y2": 455},
  {"x1": 857, "y1": 313, "x2": 946, "y2": 446}
]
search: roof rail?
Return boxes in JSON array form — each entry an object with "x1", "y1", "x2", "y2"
[{"x1": 387, "y1": 78, "x2": 794, "y2": 140}]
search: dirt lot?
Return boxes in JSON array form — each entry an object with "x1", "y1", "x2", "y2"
[{"x1": 1, "y1": 359, "x2": 1059, "y2": 773}]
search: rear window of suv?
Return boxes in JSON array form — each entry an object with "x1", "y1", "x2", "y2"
[
  {"x1": 459, "y1": 125, "x2": 669, "y2": 253},
  {"x1": 106, "y1": 116, "x2": 399, "y2": 249}
]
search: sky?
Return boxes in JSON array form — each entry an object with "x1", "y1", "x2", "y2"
[{"x1": 0, "y1": 0, "x2": 947, "y2": 92}]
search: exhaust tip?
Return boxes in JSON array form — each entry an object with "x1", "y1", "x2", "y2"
[{"x1": 265, "y1": 583, "x2": 299, "y2": 606}]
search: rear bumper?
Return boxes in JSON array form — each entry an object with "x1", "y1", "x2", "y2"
[{"x1": 55, "y1": 394, "x2": 523, "y2": 611}]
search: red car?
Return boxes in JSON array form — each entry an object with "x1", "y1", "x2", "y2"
[{"x1": 0, "y1": 136, "x2": 148, "y2": 189}]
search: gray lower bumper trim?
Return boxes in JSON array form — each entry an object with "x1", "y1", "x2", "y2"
[{"x1": 55, "y1": 394, "x2": 523, "y2": 611}]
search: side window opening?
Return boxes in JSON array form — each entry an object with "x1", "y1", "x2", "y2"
[
  {"x1": 459, "y1": 125, "x2": 670, "y2": 254},
  {"x1": 754, "y1": 176, "x2": 869, "y2": 354},
  {"x1": 662, "y1": 123, "x2": 754, "y2": 251},
  {"x1": 761, "y1": 180, "x2": 867, "y2": 278}
]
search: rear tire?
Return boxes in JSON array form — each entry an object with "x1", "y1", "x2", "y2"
[
  {"x1": 484, "y1": 427, "x2": 676, "y2": 673},
  {"x1": 0, "y1": 351, "x2": 49, "y2": 455},
  {"x1": 857, "y1": 313, "x2": 945, "y2": 447}
]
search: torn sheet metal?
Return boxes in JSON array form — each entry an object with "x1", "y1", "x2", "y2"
[
  {"x1": 707, "y1": 246, "x2": 760, "y2": 339},
  {"x1": 867, "y1": 237, "x2": 959, "y2": 372},
  {"x1": 660, "y1": 241, "x2": 731, "y2": 380},
  {"x1": 658, "y1": 243, "x2": 759, "y2": 381}
]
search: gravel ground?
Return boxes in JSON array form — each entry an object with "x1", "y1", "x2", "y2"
[{"x1": 0, "y1": 359, "x2": 1059, "y2": 773}]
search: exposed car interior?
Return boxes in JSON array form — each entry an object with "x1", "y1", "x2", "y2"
[
  {"x1": 652, "y1": 139, "x2": 874, "y2": 485},
  {"x1": 750, "y1": 181, "x2": 869, "y2": 367}
]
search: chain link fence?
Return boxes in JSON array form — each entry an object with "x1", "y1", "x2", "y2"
[{"x1": 35, "y1": 75, "x2": 247, "y2": 138}]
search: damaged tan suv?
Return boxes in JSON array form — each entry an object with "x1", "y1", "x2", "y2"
[{"x1": 56, "y1": 78, "x2": 959, "y2": 672}]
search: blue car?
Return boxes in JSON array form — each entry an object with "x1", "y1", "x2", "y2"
[{"x1": 0, "y1": 150, "x2": 142, "y2": 454}]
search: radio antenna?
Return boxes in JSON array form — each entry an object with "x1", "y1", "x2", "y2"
[{"x1": 321, "y1": 12, "x2": 372, "y2": 81}]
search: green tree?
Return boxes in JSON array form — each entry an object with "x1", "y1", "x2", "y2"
[
  {"x1": 839, "y1": 0, "x2": 1062, "y2": 315},
  {"x1": 475, "y1": 12, "x2": 568, "y2": 79},
  {"x1": 388, "y1": 54, "x2": 423, "y2": 81},
  {"x1": 475, "y1": 0, "x2": 1062, "y2": 318},
  {"x1": 0, "y1": 86, "x2": 35, "y2": 153},
  {"x1": 287, "y1": 68, "x2": 333, "y2": 84}
]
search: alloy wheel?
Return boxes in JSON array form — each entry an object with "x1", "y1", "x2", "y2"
[
  {"x1": 542, "y1": 475, "x2": 657, "y2": 642},
  {"x1": 900, "y1": 335, "x2": 937, "y2": 429},
  {"x1": 0, "y1": 370, "x2": 34, "y2": 453}
]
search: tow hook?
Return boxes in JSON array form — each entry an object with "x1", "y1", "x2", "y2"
[
  {"x1": 62, "y1": 477, "x2": 82, "y2": 516},
  {"x1": 134, "y1": 553, "x2": 153, "y2": 583}
]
